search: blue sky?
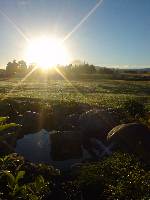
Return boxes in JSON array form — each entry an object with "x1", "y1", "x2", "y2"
[{"x1": 0, "y1": 0, "x2": 150, "y2": 68}]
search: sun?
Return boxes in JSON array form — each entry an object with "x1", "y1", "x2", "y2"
[{"x1": 25, "y1": 36, "x2": 70, "y2": 69}]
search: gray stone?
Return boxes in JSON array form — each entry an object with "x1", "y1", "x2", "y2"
[
  {"x1": 63, "y1": 113, "x2": 80, "y2": 130},
  {"x1": 21, "y1": 111, "x2": 40, "y2": 132},
  {"x1": 50, "y1": 131, "x2": 83, "y2": 161},
  {"x1": 79, "y1": 109, "x2": 117, "y2": 141},
  {"x1": 107, "y1": 123, "x2": 150, "y2": 164}
]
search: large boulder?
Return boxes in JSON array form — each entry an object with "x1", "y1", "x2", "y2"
[
  {"x1": 50, "y1": 131, "x2": 82, "y2": 161},
  {"x1": 79, "y1": 109, "x2": 117, "y2": 141},
  {"x1": 62, "y1": 113, "x2": 80, "y2": 130},
  {"x1": 107, "y1": 123, "x2": 150, "y2": 164},
  {"x1": 21, "y1": 111, "x2": 40, "y2": 133}
]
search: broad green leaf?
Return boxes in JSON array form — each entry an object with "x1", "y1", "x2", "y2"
[
  {"x1": 34, "y1": 175, "x2": 45, "y2": 190},
  {"x1": 0, "y1": 123, "x2": 21, "y2": 131},
  {"x1": 12, "y1": 184, "x2": 26, "y2": 197},
  {"x1": 3, "y1": 170, "x2": 15, "y2": 189},
  {"x1": 0, "y1": 117, "x2": 8, "y2": 123},
  {"x1": 28, "y1": 194, "x2": 39, "y2": 200},
  {"x1": 16, "y1": 171, "x2": 25, "y2": 183},
  {"x1": 12, "y1": 183, "x2": 19, "y2": 197}
]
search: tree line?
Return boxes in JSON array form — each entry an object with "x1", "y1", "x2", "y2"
[
  {"x1": 0, "y1": 59, "x2": 149, "y2": 79},
  {"x1": 5, "y1": 60, "x2": 37, "y2": 76},
  {"x1": 1, "y1": 59, "x2": 116, "y2": 77}
]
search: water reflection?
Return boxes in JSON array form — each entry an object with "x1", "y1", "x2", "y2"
[
  {"x1": 15, "y1": 129, "x2": 51, "y2": 163},
  {"x1": 15, "y1": 129, "x2": 107, "y2": 170},
  {"x1": 15, "y1": 129, "x2": 83, "y2": 170}
]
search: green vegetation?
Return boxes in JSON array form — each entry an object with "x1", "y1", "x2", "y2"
[
  {"x1": 74, "y1": 152, "x2": 150, "y2": 200},
  {"x1": 0, "y1": 74, "x2": 150, "y2": 199},
  {"x1": 0, "y1": 79, "x2": 150, "y2": 109},
  {"x1": 0, "y1": 154, "x2": 58, "y2": 200},
  {"x1": 0, "y1": 152, "x2": 149, "y2": 200},
  {"x1": 0, "y1": 116, "x2": 20, "y2": 145},
  {"x1": 0, "y1": 78, "x2": 149, "y2": 129}
]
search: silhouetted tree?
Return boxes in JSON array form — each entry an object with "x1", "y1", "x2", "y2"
[
  {"x1": 6, "y1": 60, "x2": 18, "y2": 76},
  {"x1": 18, "y1": 60, "x2": 27, "y2": 74},
  {"x1": 71, "y1": 63, "x2": 96, "y2": 74}
]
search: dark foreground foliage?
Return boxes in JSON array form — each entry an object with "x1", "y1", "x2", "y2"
[
  {"x1": 0, "y1": 152, "x2": 149, "y2": 200},
  {"x1": 122, "y1": 99, "x2": 147, "y2": 118},
  {"x1": 74, "y1": 152, "x2": 150, "y2": 200},
  {"x1": 0, "y1": 153, "x2": 60, "y2": 200},
  {"x1": 0, "y1": 96, "x2": 149, "y2": 199}
]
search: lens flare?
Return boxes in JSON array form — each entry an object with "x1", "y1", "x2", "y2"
[{"x1": 25, "y1": 36, "x2": 70, "y2": 69}]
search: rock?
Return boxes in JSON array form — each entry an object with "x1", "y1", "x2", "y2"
[
  {"x1": 79, "y1": 109, "x2": 117, "y2": 141},
  {"x1": 62, "y1": 113, "x2": 80, "y2": 130},
  {"x1": 21, "y1": 111, "x2": 40, "y2": 133},
  {"x1": 50, "y1": 131, "x2": 82, "y2": 161},
  {"x1": 107, "y1": 123, "x2": 150, "y2": 164},
  {"x1": 50, "y1": 129, "x2": 113, "y2": 162}
]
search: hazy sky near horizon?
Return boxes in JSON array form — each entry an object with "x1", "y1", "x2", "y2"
[{"x1": 0, "y1": 0, "x2": 150, "y2": 68}]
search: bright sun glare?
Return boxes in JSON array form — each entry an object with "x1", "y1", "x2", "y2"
[{"x1": 25, "y1": 36, "x2": 70, "y2": 69}]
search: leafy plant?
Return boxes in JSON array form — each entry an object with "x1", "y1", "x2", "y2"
[
  {"x1": 26, "y1": 175, "x2": 50, "y2": 200},
  {"x1": 0, "y1": 123, "x2": 20, "y2": 132},
  {"x1": 123, "y1": 99, "x2": 146, "y2": 118},
  {"x1": 0, "y1": 116, "x2": 21, "y2": 132},
  {"x1": 2, "y1": 170, "x2": 26, "y2": 199},
  {"x1": 1, "y1": 169, "x2": 50, "y2": 200},
  {"x1": 0, "y1": 154, "x2": 57, "y2": 200},
  {"x1": 75, "y1": 152, "x2": 150, "y2": 200},
  {"x1": 0, "y1": 117, "x2": 9, "y2": 123}
]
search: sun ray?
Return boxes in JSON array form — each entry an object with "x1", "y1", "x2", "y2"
[
  {"x1": 0, "y1": 0, "x2": 104, "y2": 102},
  {"x1": 1, "y1": 66, "x2": 37, "y2": 101},
  {"x1": 62, "y1": 0, "x2": 104, "y2": 43},
  {"x1": 0, "y1": 8, "x2": 30, "y2": 43},
  {"x1": 54, "y1": 66, "x2": 86, "y2": 99}
]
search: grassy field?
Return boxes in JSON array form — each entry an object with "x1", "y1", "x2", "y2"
[
  {"x1": 0, "y1": 78, "x2": 150, "y2": 199},
  {"x1": 0, "y1": 78, "x2": 150, "y2": 110}
]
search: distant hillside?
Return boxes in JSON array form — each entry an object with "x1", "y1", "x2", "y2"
[{"x1": 123, "y1": 68, "x2": 150, "y2": 72}]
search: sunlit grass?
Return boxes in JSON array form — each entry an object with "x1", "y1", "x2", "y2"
[{"x1": 0, "y1": 79, "x2": 150, "y2": 110}]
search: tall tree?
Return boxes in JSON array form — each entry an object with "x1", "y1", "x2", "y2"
[
  {"x1": 6, "y1": 60, "x2": 18, "y2": 76},
  {"x1": 18, "y1": 60, "x2": 27, "y2": 73}
]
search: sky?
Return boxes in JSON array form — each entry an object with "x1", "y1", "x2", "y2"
[{"x1": 0, "y1": 0, "x2": 150, "y2": 68}]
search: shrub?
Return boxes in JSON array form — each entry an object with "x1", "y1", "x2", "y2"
[
  {"x1": 0, "y1": 116, "x2": 20, "y2": 133},
  {"x1": 123, "y1": 99, "x2": 146, "y2": 118},
  {"x1": 75, "y1": 152, "x2": 150, "y2": 200},
  {"x1": 0, "y1": 154, "x2": 60, "y2": 200}
]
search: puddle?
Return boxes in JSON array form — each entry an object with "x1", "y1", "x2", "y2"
[{"x1": 15, "y1": 129, "x2": 89, "y2": 170}]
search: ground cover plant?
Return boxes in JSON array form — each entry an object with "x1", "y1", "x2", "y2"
[
  {"x1": 0, "y1": 77, "x2": 150, "y2": 199},
  {"x1": 0, "y1": 152, "x2": 149, "y2": 200},
  {"x1": 0, "y1": 79, "x2": 149, "y2": 110}
]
